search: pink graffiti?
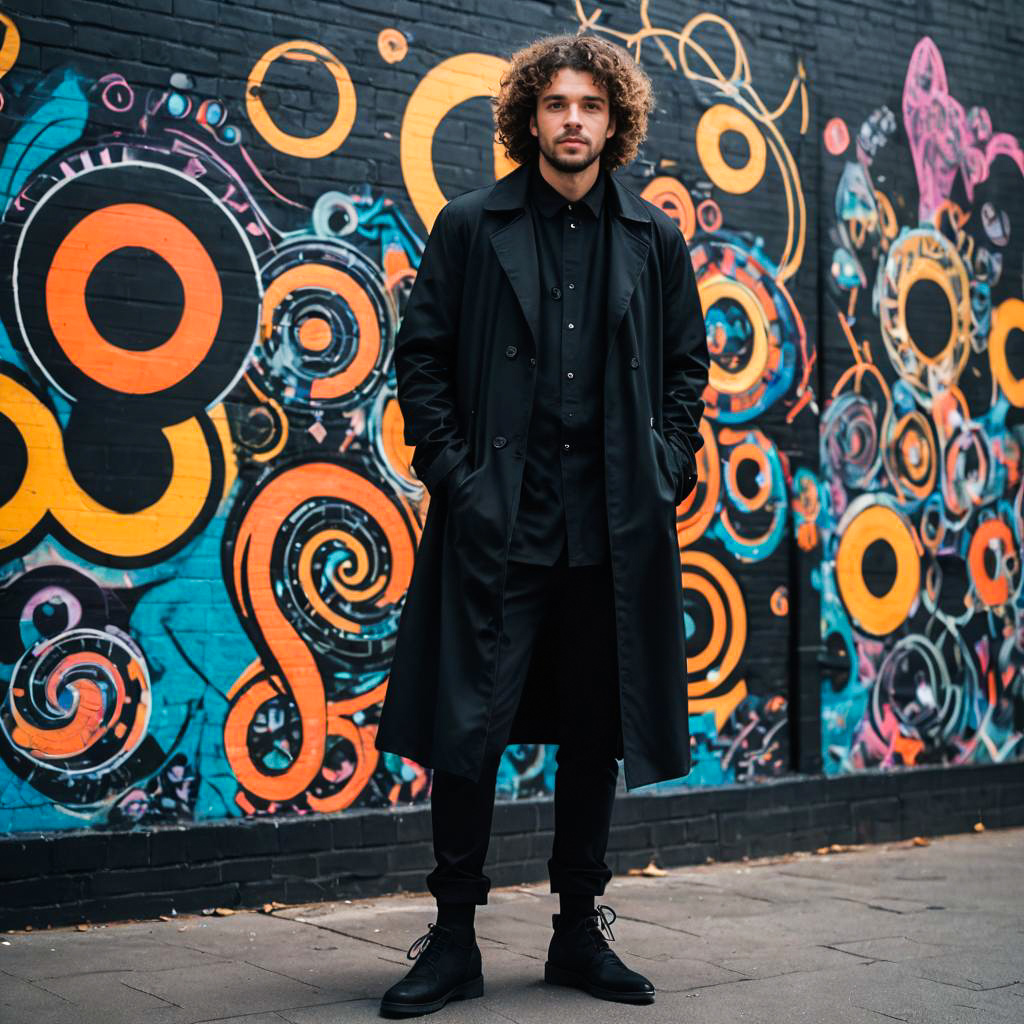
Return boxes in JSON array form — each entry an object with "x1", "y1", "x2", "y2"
[{"x1": 902, "y1": 37, "x2": 1024, "y2": 223}]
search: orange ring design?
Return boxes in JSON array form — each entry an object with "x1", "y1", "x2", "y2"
[
  {"x1": 968, "y1": 518, "x2": 1015, "y2": 607},
  {"x1": 696, "y1": 104, "x2": 767, "y2": 195},
  {"x1": 989, "y1": 298, "x2": 1024, "y2": 406},
  {"x1": 726, "y1": 440, "x2": 772, "y2": 510},
  {"x1": 46, "y1": 203, "x2": 222, "y2": 395},
  {"x1": 681, "y1": 550, "x2": 747, "y2": 697},
  {"x1": 640, "y1": 176, "x2": 696, "y2": 240},
  {"x1": 836, "y1": 503, "x2": 921, "y2": 635},
  {"x1": 676, "y1": 419, "x2": 719, "y2": 548},
  {"x1": 246, "y1": 40, "x2": 356, "y2": 158},
  {"x1": 260, "y1": 263, "x2": 381, "y2": 401}
]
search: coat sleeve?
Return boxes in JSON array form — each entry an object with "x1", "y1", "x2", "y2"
[
  {"x1": 662, "y1": 229, "x2": 710, "y2": 504},
  {"x1": 394, "y1": 201, "x2": 470, "y2": 494}
]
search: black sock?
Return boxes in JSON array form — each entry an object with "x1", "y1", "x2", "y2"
[
  {"x1": 558, "y1": 893, "x2": 595, "y2": 923},
  {"x1": 436, "y1": 901, "x2": 475, "y2": 931}
]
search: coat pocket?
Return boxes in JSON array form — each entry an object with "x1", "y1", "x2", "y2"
[{"x1": 651, "y1": 428, "x2": 680, "y2": 501}]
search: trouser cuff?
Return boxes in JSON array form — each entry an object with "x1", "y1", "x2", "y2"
[
  {"x1": 547, "y1": 859, "x2": 613, "y2": 894},
  {"x1": 426, "y1": 872, "x2": 491, "y2": 905}
]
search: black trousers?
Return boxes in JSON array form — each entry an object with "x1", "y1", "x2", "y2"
[{"x1": 425, "y1": 539, "x2": 622, "y2": 904}]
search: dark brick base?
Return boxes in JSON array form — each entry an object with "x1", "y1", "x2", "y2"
[{"x1": 2, "y1": 761, "x2": 1021, "y2": 931}]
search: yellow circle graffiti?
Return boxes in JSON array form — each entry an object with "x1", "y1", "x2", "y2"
[
  {"x1": 246, "y1": 40, "x2": 356, "y2": 158},
  {"x1": 836, "y1": 502, "x2": 921, "y2": 636},
  {"x1": 0, "y1": 372, "x2": 223, "y2": 559},
  {"x1": 0, "y1": 13, "x2": 20, "y2": 81},
  {"x1": 698, "y1": 276, "x2": 770, "y2": 394},
  {"x1": 400, "y1": 53, "x2": 514, "y2": 231},
  {"x1": 696, "y1": 104, "x2": 766, "y2": 195},
  {"x1": 879, "y1": 229, "x2": 970, "y2": 393},
  {"x1": 989, "y1": 298, "x2": 1024, "y2": 407}
]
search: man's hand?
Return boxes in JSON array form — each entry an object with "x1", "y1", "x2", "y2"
[{"x1": 662, "y1": 233, "x2": 710, "y2": 504}]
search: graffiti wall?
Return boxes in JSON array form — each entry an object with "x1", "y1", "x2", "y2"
[
  {"x1": 0, "y1": 1, "x2": 1019, "y2": 836},
  {"x1": 819, "y1": 34, "x2": 1024, "y2": 772}
]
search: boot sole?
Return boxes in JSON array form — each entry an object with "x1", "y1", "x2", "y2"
[
  {"x1": 379, "y1": 974, "x2": 484, "y2": 1018},
  {"x1": 544, "y1": 962, "x2": 656, "y2": 1004}
]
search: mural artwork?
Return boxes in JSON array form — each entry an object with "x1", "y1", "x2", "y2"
[
  {"x1": 819, "y1": 37, "x2": 1024, "y2": 771},
  {"x1": 0, "y1": 3, "x2": 1018, "y2": 836}
]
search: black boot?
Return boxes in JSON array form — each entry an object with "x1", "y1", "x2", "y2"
[
  {"x1": 379, "y1": 922, "x2": 483, "y2": 1018},
  {"x1": 544, "y1": 903, "x2": 655, "y2": 1004}
]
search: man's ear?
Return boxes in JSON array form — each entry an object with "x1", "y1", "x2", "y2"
[
  {"x1": 607, "y1": 113, "x2": 616, "y2": 139},
  {"x1": 529, "y1": 112, "x2": 537, "y2": 138}
]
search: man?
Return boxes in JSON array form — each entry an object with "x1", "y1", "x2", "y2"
[{"x1": 375, "y1": 32, "x2": 709, "y2": 1018}]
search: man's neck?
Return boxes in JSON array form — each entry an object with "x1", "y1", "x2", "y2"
[{"x1": 537, "y1": 152, "x2": 601, "y2": 202}]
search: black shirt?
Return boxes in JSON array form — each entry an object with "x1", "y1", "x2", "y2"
[{"x1": 508, "y1": 158, "x2": 611, "y2": 566}]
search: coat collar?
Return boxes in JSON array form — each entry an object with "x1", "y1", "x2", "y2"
[
  {"x1": 483, "y1": 160, "x2": 651, "y2": 224},
  {"x1": 485, "y1": 160, "x2": 651, "y2": 361},
  {"x1": 528, "y1": 158, "x2": 605, "y2": 220}
]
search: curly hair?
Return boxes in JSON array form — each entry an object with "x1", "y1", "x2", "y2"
[{"x1": 492, "y1": 33, "x2": 654, "y2": 171}]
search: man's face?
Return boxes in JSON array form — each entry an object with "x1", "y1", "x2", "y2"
[{"x1": 530, "y1": 67, "x2": 616, "y2": 174}]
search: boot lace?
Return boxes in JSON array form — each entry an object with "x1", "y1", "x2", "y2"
[
  {"x1": 406, "y1": 922, "x2": 447, "y2": 962},
  {"x1": 584, "y1": 903, "x2": 617, "y2": 948}
]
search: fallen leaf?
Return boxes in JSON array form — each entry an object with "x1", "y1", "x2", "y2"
[
  {"x1": 75, "y1": 924, "x2": 89, "y2": 932},
  {"x1": 911, "y1": 836, "x2": 930, "y2": 847},
  {"x1": 214, "y1": 908, "x2": 235, "y2": 916},
  {"x1": 627, "y1": 858, "x2": 668, "y2": 877},
  {"x1": 973, "y1": 822, "x2": 985, "y2": 832}
]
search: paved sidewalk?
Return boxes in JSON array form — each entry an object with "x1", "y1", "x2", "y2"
[{"x1": 2, "y1": 827, "x2": 1022, "y2": 1024}]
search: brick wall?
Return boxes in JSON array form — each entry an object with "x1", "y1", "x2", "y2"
[
  {"x1": 3, "y1": 762, "x2": 1021, "y2": 930},
  {"x1": 0, "y1": 0, "x2": 1022, "y2": 924}
]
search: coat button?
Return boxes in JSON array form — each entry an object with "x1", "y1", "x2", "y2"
[
  {"x1": 529, "y1": 356, "x2": 536, "y2": 367},
  {"x1": 505, "y1": 345, "x2": 518, "y2": 358},
  {"x1": 550, "y1": 286, "x2": 562, "y2": 299},
  {"x1": 492, "y1": 435, "x2": 507, "y2": 448},
  {"x1": 630, "y1": 355, "x2": 639, "y2": 368}
]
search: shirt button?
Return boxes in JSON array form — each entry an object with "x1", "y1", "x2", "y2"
[
  {"x1": 569, "y1": 222, "x2": 576, "y2": 229},
  {"x1": 563, "y1": 443, "x2": 571, "y2": 450},
  {"x1": 566, "y1": 371, "x2": 574, "y2": 379},
  {"x1": 568, "y1": 282, "x2": 575, "y2": 289},
  {"x1": 529, "y1": 356, "x2": 536, "y2": 366},
  {"x1": 505, "y1": 344, "x2": 518, "y2": 358},
  {"x1": 551, "y1": 286, "x2": 562, "y2": 299},
  {"x1": 630, "y1": 356, "x2": 639, "y2": 368},
  {"x1": 492, "y1": 435, "x2": 507, "y2": 448},
  {"x1": 567, "y1": 203, "x2": 573, "y2": 209},
  {"x1": 567, "y1": 322, "x2": 575, "y2": 330}
]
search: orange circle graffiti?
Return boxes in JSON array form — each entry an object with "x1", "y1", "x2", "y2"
[{"x1": 46, "y1": 203, "x2": 222, "y2": 394}]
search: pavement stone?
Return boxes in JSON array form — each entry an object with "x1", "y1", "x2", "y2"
[{"x1": 1, "y1": 826, "x2": 1021, "y2": 1024}]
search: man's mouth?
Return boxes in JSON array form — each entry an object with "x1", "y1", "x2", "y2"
[{"x1": 559, "y1": 138, "x2": 586, "y2": 145}]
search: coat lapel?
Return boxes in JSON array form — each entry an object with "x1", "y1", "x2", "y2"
[
  {"x1": 605, "y1": 171, "x2": 651, "y2": 356},
  {"x1": 606, "y1": 216, "x2": 650, "y2": 358},
  {"x1": 484, "y1": 163, "x2": 540, "y2": 351},
  {"x1": 482, "y1": 160, "x2": 652, "y2": 357},
  {"x1": 490, "y1": 212, "x2": 540, "y2": 351}
]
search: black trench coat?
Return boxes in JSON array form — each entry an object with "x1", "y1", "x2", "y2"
[{"x1": 375, "y1": 161, "x2": 710, "y2": 790}]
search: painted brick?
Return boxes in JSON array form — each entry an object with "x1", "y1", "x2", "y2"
[{"x1": 0, "y1": 0, "x2": 1021, "y2": 933}]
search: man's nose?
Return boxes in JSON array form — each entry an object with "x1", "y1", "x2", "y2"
[{"x1": 565, "y1": 103, "x2": 583, "y2": 125}]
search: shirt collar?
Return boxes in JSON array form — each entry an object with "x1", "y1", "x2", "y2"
[{"x1": 529, "y1": 157, "x2": 605, "y2": 219}]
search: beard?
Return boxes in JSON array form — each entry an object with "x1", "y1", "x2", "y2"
[{"x1": 538, "y1": 134, "x2": 603, "y2": 175}]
